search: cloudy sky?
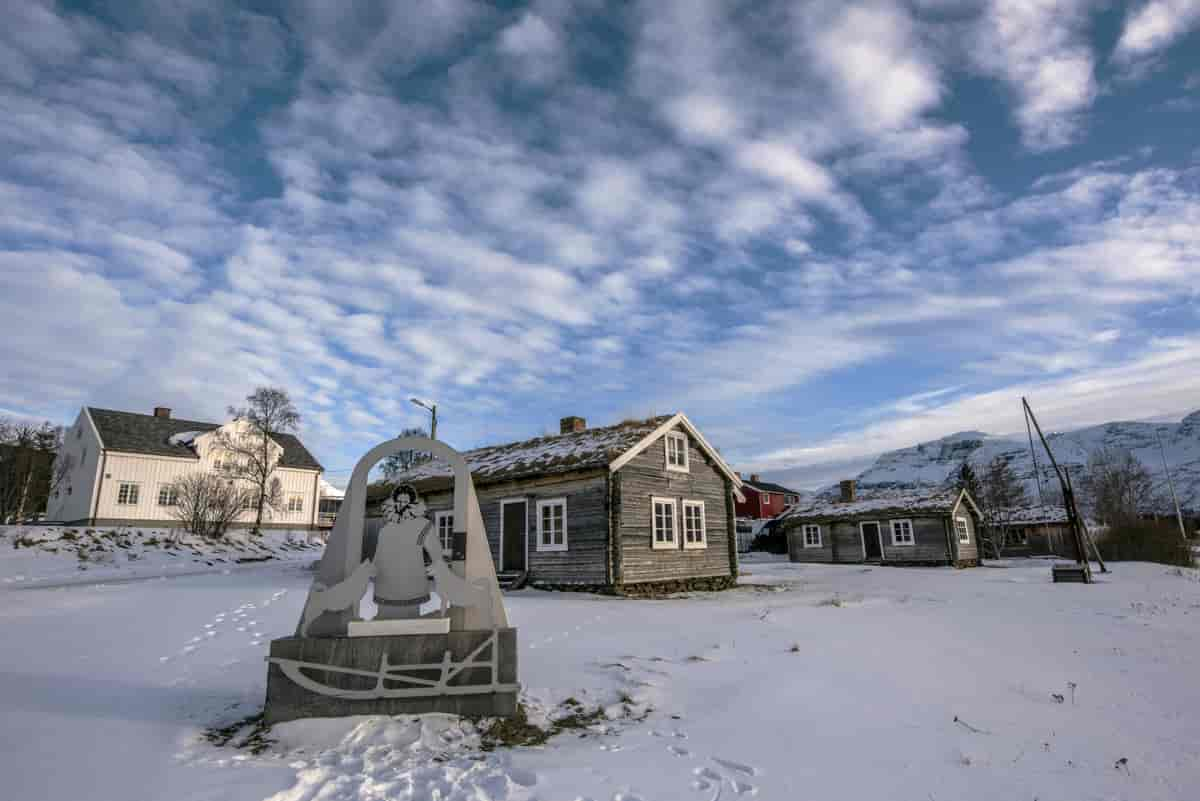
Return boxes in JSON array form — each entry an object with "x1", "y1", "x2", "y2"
[{"x1": 1, "y1": 0, "x2": 1198, "y2": 488}]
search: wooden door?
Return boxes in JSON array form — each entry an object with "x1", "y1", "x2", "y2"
[
  {"x1": 862, "y1": 522, "x2": 882, "y2": 560},
  {"x1": 502, "y1": 500, "x2": 527, "y2": 571}
]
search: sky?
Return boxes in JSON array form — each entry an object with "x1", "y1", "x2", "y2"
[{"x1": 0, "y1": 0, "x2": 1198, "y2": 489}]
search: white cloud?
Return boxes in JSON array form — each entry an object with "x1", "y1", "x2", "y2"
[
  {"x1": 973, "y1": 0, "x2": 1097, "y2": 150},
  {"x1": 1115, "y1": 0, "x2": 1200, "y2": 62},
  {"x1": 806, "y1": 2, "x2": 943, "y2": 133},
  {"x1": 498, "y1": 12, "x2": 559, "y2": 56},
  {"x1": 663, "y1": 93, "x2": 740, "y2": 144}
]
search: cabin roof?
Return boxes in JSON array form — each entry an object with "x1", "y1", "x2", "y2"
[
  {"x1": 997, "y1": 505, "x2": 1071, "y2": 525},
  {"x1": 85, "y1": 407, "x2": 322, "y2": 471},
  {"x1": 778, "y1": 488, "x2": 969, "y2": 523},
  {"x1": 398, "y1": 412, "x2": 742, "y2": 492},
  {"x1": 741, "y1": 479, "x2": 801, "y2": 496}
]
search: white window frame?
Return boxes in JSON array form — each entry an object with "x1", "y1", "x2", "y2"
[
  {"x1": 435, "y1": 510, "x2": 455, "y2": 555},
  {"x1": 157, "y1": 484, "x2": 178, "y2": 507},
  {"x1": 117, "y1": 482, "x2": 140, "y2": 506},
  {"x1": 802, "y1": 523, "x2": 822, "y2": 548},
  {"x1": 665, "y1": 431, "x2": 689, "y2": 473},
  {"x1": 761, "y1": 492, "x2": 771, "y2": 506},
  {"x1": 890, "y1": 518, "x2": 915, "y2": 546},
  {"x1": 954, "y1": 516, "x2": 971, "y2": 544},
  {"x1": 681, "y1": 500, "x2": 707, "y2": 549},
  {"x1": 287, "y1": 494, "x2": 304, "y2": 513},
  {"x1": 651, "y1": 496, "x2": 678, "y2": 549},
  {"x1": 536, "y1": 498, "x2": 568, "y2": 552}
]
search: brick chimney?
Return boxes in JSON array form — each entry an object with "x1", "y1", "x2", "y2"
[
  {"x1": 839, "y1": 479, "x2": 857, "y2": 503},
  {"x1": 750, "y1": 473, "x2": 761, "y2": 483},
  {"x1": 560, "y1": 416, "x2": 587, "y2": 434},
  {"x1": 153, "y1": 407, "x2": 172, "y2": 419}
]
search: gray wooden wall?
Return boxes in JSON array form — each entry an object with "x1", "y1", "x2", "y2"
[
  {"x1": 787, "y1": 515, "x2": 956, "y2": 564},
  {"x1": 422, "y1": 471, "x2": 611, "y2": 585},
  {"x1": 614, "y1": 429, "x2": 734, "y2": 585}
]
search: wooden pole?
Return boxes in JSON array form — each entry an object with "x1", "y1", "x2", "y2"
[
  {"x1": 1022, "y1": 398, "x2": 1104, "y2": 578},
  {"x1": 1156, "y1": 430, "x2": 1189, "y2": 543}
]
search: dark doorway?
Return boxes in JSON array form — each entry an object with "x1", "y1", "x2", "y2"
[
  {"x1": 501, "y1": 500, "x2": 527, "y2": 571},
  {"x1": 861, "y1": 522, "x2": 882, "y2": 560}
]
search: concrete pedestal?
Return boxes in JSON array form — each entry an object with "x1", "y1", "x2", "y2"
[{"x1": 264, "y1": 628, "x2": 519, "y2": 724}]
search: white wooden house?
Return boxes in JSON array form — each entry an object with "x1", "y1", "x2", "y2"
[{"x1": 47, "y1": 406, "x2": 324, "y2": 530}]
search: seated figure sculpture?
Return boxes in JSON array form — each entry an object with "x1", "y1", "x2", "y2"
[{"x1": 373, "y1": 484, "x2": 432, "y2": 620}]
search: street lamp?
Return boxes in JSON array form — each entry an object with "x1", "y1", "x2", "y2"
[{"x1": 410, "y1": 397, "x2": 437, "y2": 441}]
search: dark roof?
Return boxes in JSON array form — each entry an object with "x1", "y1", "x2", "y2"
[
  {"x1": 778, "y1": 488, "x2": 968, "y2": 523},
  {"x1": 742, "y1": 480, "x2": 802, "y2": 496},
  {"x1": 401, "y1": 415, "x2": 675, "y2": 489},
  {"x1": 86, "y1": 407, "x2": 322, "y2": 471}
]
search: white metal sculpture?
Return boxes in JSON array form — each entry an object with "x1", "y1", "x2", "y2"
[
  {"x1": 297, "y1": 435, "x2": 508, "y2": 637},
  {"x1": 268, "y1": 436, "x2": 516, "y2": 706}
]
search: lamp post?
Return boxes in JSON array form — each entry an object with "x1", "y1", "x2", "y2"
[{"x1": 410, "y1": 397, "x2": 437, "y2": 441}]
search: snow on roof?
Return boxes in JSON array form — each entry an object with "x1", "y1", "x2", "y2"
[
  {"x1": 779, "y1": 488, "x2": 964, "y2": 522},
  {"x1": 401, "y1": 415, "x2": 675, "y2": 487},
  {"x1": 319, "y1": 478, "x2": 345, "y2": 499},
  {"x1": 997, "y1": 505, "x2": 1070, "y2": 525},
  {"x1": 166, "y1": 430, "x2": 204, "y2": 447}
]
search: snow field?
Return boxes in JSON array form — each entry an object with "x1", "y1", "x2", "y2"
[{"x1": 2, "y1": 553, "x2": 1199, "y2": 800}]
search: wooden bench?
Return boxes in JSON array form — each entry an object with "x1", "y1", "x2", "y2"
[{"x1": 1052, "y1": 564, "x2": 1090, "y2": 583}]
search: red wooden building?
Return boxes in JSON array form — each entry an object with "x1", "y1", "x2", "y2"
[{"x1": 735, "y1": 474, "x2": 802, "y2": 520}]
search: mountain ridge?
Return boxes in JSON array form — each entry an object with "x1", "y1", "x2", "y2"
[{"x1": 841, "y1": 410, "x2": 1200, "y2": 514}]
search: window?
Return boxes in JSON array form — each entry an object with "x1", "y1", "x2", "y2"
[
  {"x1": 117, "y1": 483, "x2": 139, "y2": 505},
  {"x1": 287, "y1": 495, "x2": 303, "y2": 513},
  {"x1": 81, "y1": 446, "x2": 87, "y2": 462},
  {"x1": 890, "y1": 519, "x2": 915, "y2": 546},
  {"x1": 157, "y1": 485, "x2": 178, "y2": 506},
  {"x1": 435, "y1": 511, "x2": 454, "y2": 554},
  {"x1": 242, "y1": 493, "x2": 257, "y2": 511},
  {"x1": 537, "y1": 498, "x2": 567, "y2": 552},
  {"x1": 665, "y1": 432, "x2": 689, "y2": 472},
  {"x1": 651, "y1": 497, "x2": 677, "y2": 549},
  {"x1": 213, "y1": 458, "x2": 223, "y2": 471},
  {"x1": 1007, "y1": 528, "x2": 1028, "y2": 546},
  {"x1": 786, "y1": 494, "x2": 798, "y2": 505},
  {"x1": 682, "y1": 500, "x2": 707, "y2": 549},
  {"x1": 802, "y1": 524, "x2": 822, "y2": 548},
  {"x1": 954, "y1": 516, "x2": 970, "y2": 544}
]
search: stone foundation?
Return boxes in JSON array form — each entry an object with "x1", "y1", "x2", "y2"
[
  {"x1": 528, "y1": 575, "x2": 738, "y2": 596},
  {"x1": 264, "y1": 628, "x2": 519, "y2": 724}
]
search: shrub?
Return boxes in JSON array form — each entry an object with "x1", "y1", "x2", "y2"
[
  {"x1": 751, "y1": 524, "x2": 787, "y2": 554},
  {"x1": 1096, "y1": 519, "x2": 1194, "y2": 567}
]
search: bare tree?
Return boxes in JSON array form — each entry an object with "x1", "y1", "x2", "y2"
[
  {"x1": 215, "y1": 387, "x2": 301, "y2": 535},
  {"x1": 977, "y1": 456, "x2": 1027, "y2": 558},
  {"x1": 0, "y1": 419, "x2": 62, "y2": 523},
  {"x1": 381, "y1": 427, "x2": 432, "y2": 480},
  {"x1": 168, "y1": 473, "x2": 249, "y2": 540},
  {"x1": 1082, "y1": 447, "x2": 1155, "y2": 527}
]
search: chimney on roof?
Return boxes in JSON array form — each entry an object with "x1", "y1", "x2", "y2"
[
  {"x1": 750, "y1": 473, "x2": 761, "y2": 483},
  {"x1": 153, "y1": 407, "x2": 172, "y2": 419},
  {"x1": 839, "y1": 479, "x2": 857, "y2": 503},
  {"x1": 560, "y1": 416, "x2": 587, "y2": 434}
]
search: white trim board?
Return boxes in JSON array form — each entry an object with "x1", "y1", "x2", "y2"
[{"x1": 607, "y1": 412, "x2": 744, "y2": 496}]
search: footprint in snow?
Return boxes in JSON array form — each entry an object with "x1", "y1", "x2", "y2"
[
  {"x1": 668, "y1": 745, "x2": 690, "y2": 757},
  {"x1": 712, "y1": 758, "x2": 758, "y2": 777}
]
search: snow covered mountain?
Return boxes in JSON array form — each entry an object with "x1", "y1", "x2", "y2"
[{"x1": 849, "y1": 411, "x2": 1200, "y2": 513}]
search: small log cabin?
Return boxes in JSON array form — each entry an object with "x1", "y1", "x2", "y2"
[
  {"x1": 396, "y1": 414, "x2": 744, "y2": 593},
  {"x1": 995, "y1": 506, "x2": 1081, "y2": 559},
  {"x1": 779, "y1": 480, "x2": 981, "y2": 567}
]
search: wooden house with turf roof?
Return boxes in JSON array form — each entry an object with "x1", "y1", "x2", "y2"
[
  {"x1": 778, "y1": 480, "x2": 982, "y2": 567},
  {"x1": 392, "y1": 414, "x2": 745, "y2": 593}
]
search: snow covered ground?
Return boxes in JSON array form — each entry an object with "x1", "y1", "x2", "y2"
[
  {"x1": 0, "y1": 525, "x2": 324, "y2": 588},
  {"x1": 2, "y1": 552, "x2": 1199, "y2": 800}
]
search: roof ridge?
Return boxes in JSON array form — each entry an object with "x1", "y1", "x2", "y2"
[{"x1": 461, "y1": 414, "x2": 672, "y2": 455}]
